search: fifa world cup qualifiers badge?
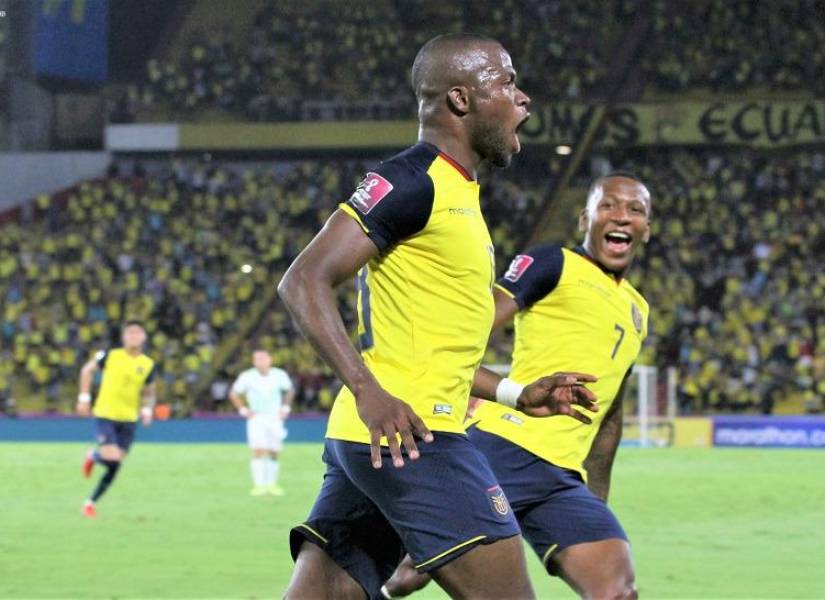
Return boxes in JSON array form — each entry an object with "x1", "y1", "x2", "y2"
[{"x1": 350, "y1": 172, "x2": 393, "y2": 214}]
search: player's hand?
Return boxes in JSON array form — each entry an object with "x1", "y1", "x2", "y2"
[
  {"x1": 355, "y1": 382, "x2": 434, "y2": 469},
  {"x1": 517, "y1": 372, "x2": 599, "y2": 422},
  {"x1": 140, "y1": 407, "x2": 153, "y2": 426},
  {"x1": 76, "y1": 402, "x2": 91, "y2": 417}
]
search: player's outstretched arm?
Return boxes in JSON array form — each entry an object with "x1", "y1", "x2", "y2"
[
  {"x1": 472, "y1": 367, "x2": 599, "y2": 421},
  {"x1": 278, "y1": 210, "x2": 432, "y2": 469},
  {"x1": 76, "y1": 359, "x2": 99, "y2": 416},
  {"x1": 583, "y1": 374, "x2": 627, "y2": 501}
]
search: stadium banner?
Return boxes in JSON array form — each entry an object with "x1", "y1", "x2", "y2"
[
  {"x1": 712, "y1": 416, "x2": 825, "y2": 448},
  {"x1": 672, "y1": 417, "x2": 712, "y2": 448},
  {"x1": 107, "y1": 100, "x2": 825, "y2": 151},
  {"x1": 521, "y1": 100, "x2": 825, "y2": 148}
]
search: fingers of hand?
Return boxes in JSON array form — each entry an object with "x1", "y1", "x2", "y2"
[
  {"x1": 384, "y1": 425, "x2": 404, "y2": 468},
  {"x1": 370, "y1": 429, "x2": 383, "y2": 469}
]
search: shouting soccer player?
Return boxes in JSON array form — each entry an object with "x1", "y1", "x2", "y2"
[
  {"x1": 77, "y1": 320, "x2": 157, "y2": 518},
  {"x1": 384, "y1": 173, "x2": 651, "y2": 600},
  {"x1": 279, "y1": 33, "x2": 599, "y2": 600},
  {"x1": 229, "y1": 349, "x2": 294, "y2": 496}
]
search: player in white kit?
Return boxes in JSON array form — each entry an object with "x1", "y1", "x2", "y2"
[{"x1": 229, "y1": 350, "x2": 295, "y2": 496}]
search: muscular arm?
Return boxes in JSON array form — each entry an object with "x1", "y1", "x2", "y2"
[
  {"x1": 278, "y1": 210, "x2": 381, "y2": 398},
  {"x1": 583, "y1": 374, "x2": 628, "y2": 502},
  {"x1": 278, "y1": 210, "x2": 431, "y2": 467}
]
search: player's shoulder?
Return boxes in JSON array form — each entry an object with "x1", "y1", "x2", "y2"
[
  {"x1": 501, "y1": 243, "x2": 565, "y2": 285},
  {"x1": 622, "y1": 279, "x2": 649, "y2": 313},
  {"x1": 351, "y1": 142, "x2": 437, "y2": 206}
]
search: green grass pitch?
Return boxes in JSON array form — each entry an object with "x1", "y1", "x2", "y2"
[{"x1": 1, "y1": 442, "x2": 823, "y2": 599}]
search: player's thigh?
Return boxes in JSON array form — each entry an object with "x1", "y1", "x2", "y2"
[
  {"x1": 553, "y1": 538, "x2": 637, "y2": 600},
  {"x1": 246, "y1": 416, "x2": 267, "y2": 448},
  {"x1": 430, "y1": 535, "x2": 534, "y2": 600},
  {"x1": 289, "y1": 441, "x2": 404, "y2": 599},
  {"x1": 285, "y1": 541, "x2": 366, "y2": 600}
]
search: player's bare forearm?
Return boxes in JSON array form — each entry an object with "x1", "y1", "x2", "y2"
[
  {"x1": 228, "y1": 391, "x2": 245, "y2": 412},
  {"x1": 278, "y1": 212, "x2": 379, "y2": 395},
  {"x1": 279, "y1": 210, "x2": 432, "y2": 468},
  {"x1": 584, "y1": 380, "x2": 626, "y2": 502},
  {"x1": 78, "y1": 360, "x2": 97, "y2": 394},
  {"x1": 471, "y1": 366, "x2": 503, "y2": 400}
]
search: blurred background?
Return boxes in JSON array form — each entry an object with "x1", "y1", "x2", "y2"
[{"x1": 2, "y1": 0, "x2": 824, "y2": 428}]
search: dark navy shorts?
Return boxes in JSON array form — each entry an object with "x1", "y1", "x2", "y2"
[
  {"x1": 290, "y1": 432, "x2": 520, "y2": 599},
  {"x1": 94, "y1": 418, "x2": 137, "y2": 452},
  {"x1": 468, "y1": 425, "x2": 628, "y2": 574}
]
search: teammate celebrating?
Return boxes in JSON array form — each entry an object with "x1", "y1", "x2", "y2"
[
  {"x1": 229, "y1": 350, "x2": 294, "y2": 496},
  {"x1": 77, "y1": 320, "x2": 157, "y2": 518},
  {"x1": 278, "y1": 33, "x2": 598, "y2": 600},
  {"x1": 384, "y1": 173, "x2": 651, "y2": 600}
]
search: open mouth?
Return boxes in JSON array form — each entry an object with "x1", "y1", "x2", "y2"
[
  {"x1": 604, "y1": 231, "x2": 632, "y2": 253},
  {"x1": 515, "y1": 114, "x2": 530, "y2": 134}
]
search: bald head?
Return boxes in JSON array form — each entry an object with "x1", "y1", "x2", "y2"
[{"x1": 411, "y1": 33, "x2": 503, "y2": 103}]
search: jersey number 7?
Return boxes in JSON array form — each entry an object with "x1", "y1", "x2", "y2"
[{"x1": 611, "y1": 323, "x2": 625, "y2": 359}]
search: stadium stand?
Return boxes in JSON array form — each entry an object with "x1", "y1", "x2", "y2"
[
  {"x1": 644, "y1": 0, "x2": 825, "y2": 95},
  {"x1": 128, "y1": 0, "x2": 635, "y2": 122}
]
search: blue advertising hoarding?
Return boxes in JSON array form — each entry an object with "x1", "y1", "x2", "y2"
[
  {"x1": 713, "y1": 416, "x2": 825, "y2": 448},
  {"x1": 33, "y1": 0, "x2": 108, "y2": 83}
]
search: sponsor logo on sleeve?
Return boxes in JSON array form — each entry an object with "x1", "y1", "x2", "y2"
[
  {"x1": 349, "y1": 172, "x2": 393, "y2": 214},
  {"x1": 503, "y1": 255, "x2": 534, "y2": 282}
]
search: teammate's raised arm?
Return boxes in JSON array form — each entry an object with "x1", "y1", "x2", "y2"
[{"x1": 278, "y1": 210, "x2": 432, "y2": 469}]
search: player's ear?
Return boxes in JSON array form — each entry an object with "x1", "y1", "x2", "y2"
[
  {"x1": 578, "y1": 209, "x2": 588, "y2": 233},
  {"x1": 446, "y1": 86, "x2": 470, "y2": 116},
  {"x1": 642, "y1": 221, "x2": 651, "y2": 243}
]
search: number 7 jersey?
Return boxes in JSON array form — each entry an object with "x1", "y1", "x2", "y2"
[
  {"x1": 474, "y1": 244, "x2": 649, "y2": 478},
  {"x1": 326, "y1": 142, "x2": 496, "y2": 444}
]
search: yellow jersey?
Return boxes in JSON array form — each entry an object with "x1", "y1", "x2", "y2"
[
  {"x1": 327, "y1": 142, "x2": 495, "y2": 443},
  {"x1": 474, "y1": 245, "x2": 649, "y2": 478},
  {"x1": 92, "y1": 348, "x2": 157, "y2": 422}
]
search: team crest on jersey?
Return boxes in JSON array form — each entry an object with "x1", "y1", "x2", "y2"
[
  {"x1": 349, "y1": 172, "x2": 393, "y2": 214},
  {"x1": 136, "y1": 366, "x2": 144, "y2": 375},
  {"x1": 486, "y1": 485, "x2": 511, "y2": 517},
  {"x1": 631, "y1": 303, "x2": 643, "y2": 334},
  {"x1": 503, "y1": 255, "x2": 534, "y2": 282}
]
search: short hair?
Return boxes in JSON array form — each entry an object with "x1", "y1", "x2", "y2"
[
  {"x1": 585, "y1": 171, "x2": 651, "y2": 216},
  {"x1": 123, "y1": 320, "x2": 145, "y2": 330},
  {"x1": 410, "y1": 32, "x2": 498, "y2": 101}
]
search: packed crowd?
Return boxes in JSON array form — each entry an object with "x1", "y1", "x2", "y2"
[
  {"x1": 126, "y1": 0, "x2": 631, "y2": 123},
  {"x1": 570, "y1": 147, "x2": 825, "y2": 414},
  {"x1": 645, "y1": 0, "x2": 825, "y2": 95},
  {"x1": 0, "y1": 153, "x2": 546, "y2": 414}
]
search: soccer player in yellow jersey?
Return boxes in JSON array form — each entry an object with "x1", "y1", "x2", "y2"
[
  {"x1": 384, "y1": 173, "x2": 651, "y2": 599},
  {"x1": 76, "y1": 321, "x2": 157, "y2": 518},
  {"x1": 278, "y1": 33, "x2": 599, "y2": 600}
]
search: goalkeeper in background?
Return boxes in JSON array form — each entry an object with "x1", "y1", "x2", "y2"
[{"x1": 76, "y1": 320, "x2": 157, "y2": 518}]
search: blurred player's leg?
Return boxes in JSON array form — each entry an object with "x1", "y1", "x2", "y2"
[
  {"x1": 265, "y1": 417, "x2": 284, "y2": 495},
  {"x1": 286, "y1": 542, "x2": 366, "y2": 600},
  {"x1": 430, "y1": 536, "x2": 534, "y2": 599},
  {"x1": 250, "y1": 448, "x2": 268, "y2": 496},
  {"x1": 552, "y1": 539, "x2": 637, "y2": 600},
  {"x1": 83, "y1": 442, "x2": 124, "y2": 517}
]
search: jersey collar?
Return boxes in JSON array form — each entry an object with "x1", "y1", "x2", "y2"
[
  {"x1": 573, "y1": 245, "x2": 624, "y2": 283},
  {"x1": 419, "y1": 142, "x2": 475, "y2": 182}
]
